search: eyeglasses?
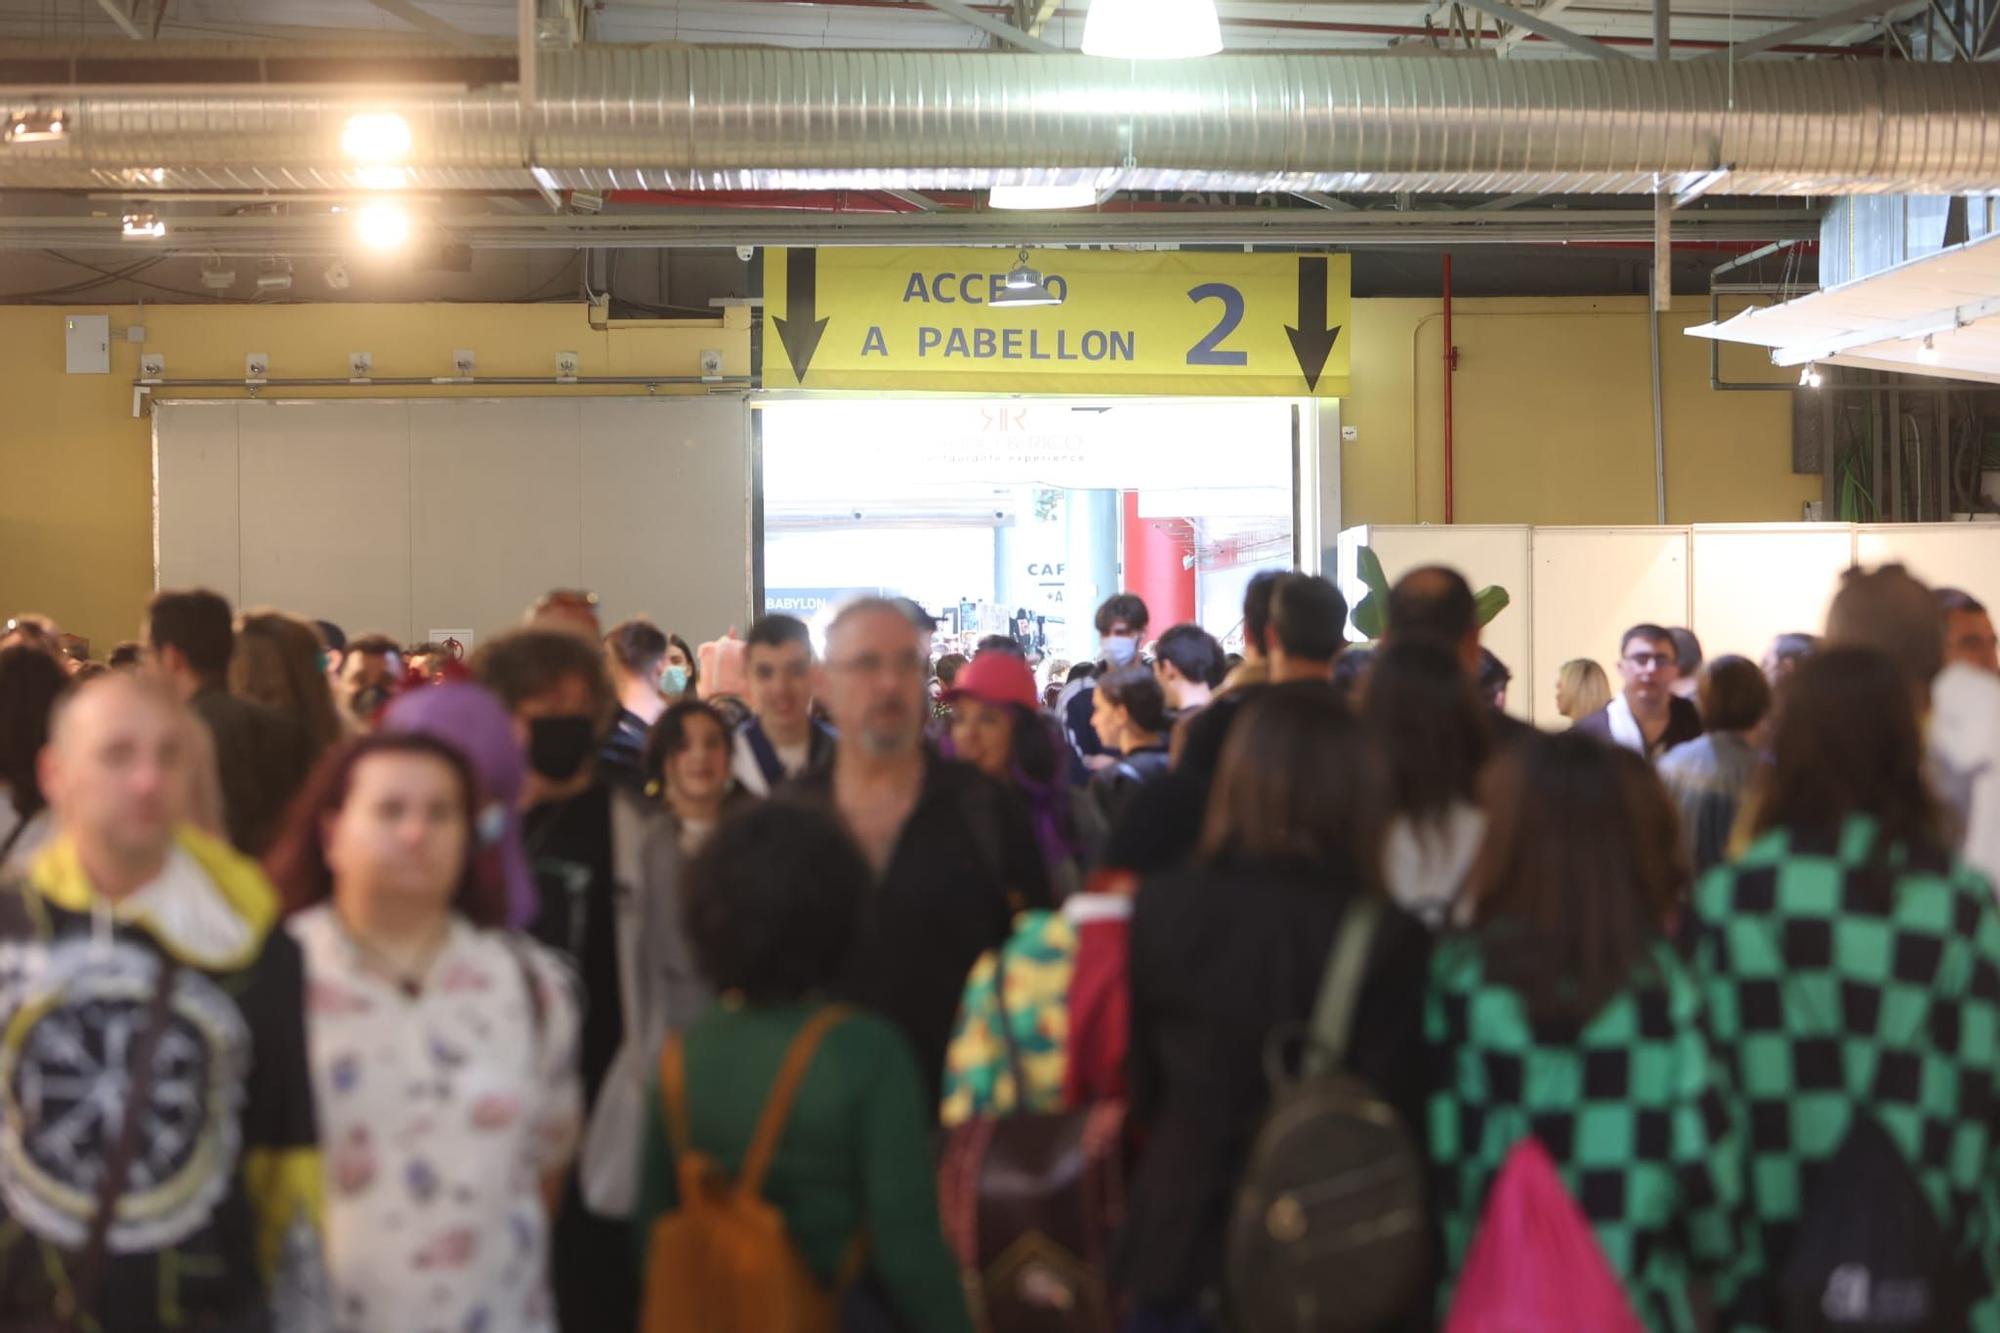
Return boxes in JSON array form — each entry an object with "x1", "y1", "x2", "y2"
[{"x1": 1624, "y1": 652, "x2": 1676, "y2": 669}]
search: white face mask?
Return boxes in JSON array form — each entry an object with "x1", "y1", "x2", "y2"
[{"x1": 1102, "y1": 634, "x2": 1139, "y2": 668}]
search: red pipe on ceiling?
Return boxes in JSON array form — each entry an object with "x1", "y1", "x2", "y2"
[{"x1": 1443, "y1": 252, "x2": 1455, "y2": 525}]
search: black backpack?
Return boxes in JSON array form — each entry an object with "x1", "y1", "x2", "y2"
[
  {"x1": 1779, "y1": 1110, "x2": 1962, "y2": 1331},
  {"x1": 1225, "y1": 897, "x2": 1429, "y2": 1333}
]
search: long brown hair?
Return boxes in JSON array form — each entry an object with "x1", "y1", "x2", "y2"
[
  {"x1": 1466, "y1": 731, "x2": 1685, "y2": 1025},
  {"x1": 265, "y1": 733, "x2": 506, "y2": 926},
  {"x1": 1753, "y1": 646, "x2": 1944, "y2": 859},
  {"x1": 1364, "y1": 638, "x2": 1489, "y2": 824},
  {"x1": 231, "y1": 611, "x2": 343, "y2": 762},
  {"x1": 1200, "y1": 683, "x2": 1383, "y2": 888}
]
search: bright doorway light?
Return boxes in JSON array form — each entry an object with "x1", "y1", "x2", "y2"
[
  {"x1": 356, "y1": 201, "x2": 411, "y2": 250},
  {"x1": 990, "y1": 183, "x2": 1100, "y2": 211},
  {"x1": 1082, "y1": 0, "x2": 1223, "y2": 58},
  {"x1": 341, "y1": 112, "x2": 412, "y2": 162}
]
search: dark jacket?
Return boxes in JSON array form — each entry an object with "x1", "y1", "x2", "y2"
[
  {"x1": 190, "y1": 686, "x2": 308, "y2": 857},
  {"x1": 1573, "y1": 694, "x2": 1703, "y2": 760},
  {"x1": 791, "y1": 756, "x2": 1053, "y2": 1106},
  {"x1": 1118, "y1": 860, "x2": 1432, "y2": 1311}
]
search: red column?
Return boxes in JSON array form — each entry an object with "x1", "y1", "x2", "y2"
[{"x1": 1121, "y1": 491, "x2": 1196, "y2": 632}]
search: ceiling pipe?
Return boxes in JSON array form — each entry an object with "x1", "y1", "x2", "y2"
[{"x1": 5, "y1": 48, "x2": 1997, "y2": 196}]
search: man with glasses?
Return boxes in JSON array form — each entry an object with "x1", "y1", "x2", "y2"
[
  {"x1": 792, "y1": 597, "x2": 1051, "y2": 1104},
  {"x1": 1575, "y1": 623, "x2": 1704, "y2": 760}
]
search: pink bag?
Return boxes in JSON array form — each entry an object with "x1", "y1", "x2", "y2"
[{"x1": 1444, "y1": 1137, "x2": 1648, "y2": 1333}]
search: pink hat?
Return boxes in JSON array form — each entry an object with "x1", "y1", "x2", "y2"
[{"x1": 945, "y1": 651, "x2": 1040, "y2": 712}]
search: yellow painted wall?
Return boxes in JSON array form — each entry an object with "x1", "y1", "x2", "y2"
[
  {"x1": 2, "y1": 293, "x2": 1811, "y2": 654},
  {"x1": 1343, "y1": 295, "x2": 1818, "y2": 527},
  {"x1": 0, "y1": 302, "x2": 749, "y2": 652}
]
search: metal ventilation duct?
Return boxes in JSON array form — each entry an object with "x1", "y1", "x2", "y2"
[{"x1": 6, "y1": 47, "x2": 2000, "y2": 197}]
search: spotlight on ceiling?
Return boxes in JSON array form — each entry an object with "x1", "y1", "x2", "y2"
[
  {"x1": 1918, "y1": 333, "x2": 1940, "y2": 364},
  {"x1": 1799, "y1": 364, "x2": 1824, "y2": 389},
  {"x1": 5, "y1": 110, "x2": 67, "y2": 144},
  {"x1": 200, "y1": 257, "x2": 237, "y2": 290},
  {"x1": 991, "y1": 248, "x2": 1064, "y2": 309},
  {"x1": 121, "y1": 212, "x2": 166, "y2": 240},
  {"x1": 256, "y1": 259, "x2": 294, "y2": 293},
  {"x1": 989, "y1": 183, "x2": 1101, "y2": 211},
  {"x1": 341, "y1": 112, "x2": 411, "y2": 163},
  {"x1": 1082, "y1": 0, "x2": 1223, "y2": 59},
  {"x1": 324, "y1": 259, "x2": 351, "y2": 291},
  {"x1": 356, "y1": 201, "x2": 412, "y2": 251}
]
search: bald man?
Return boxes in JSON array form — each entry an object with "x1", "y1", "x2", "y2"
[
  {"x1": 0, "y1": 674, "x2": 330, "y2": 1332},
  {"x1": 789, "y1": 597, "x2": 1050, "y2": 1103}
]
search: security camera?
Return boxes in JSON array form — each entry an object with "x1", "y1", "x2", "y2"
[{"x1": 736, "y1": 245, "x2": 755, "y2": 263}]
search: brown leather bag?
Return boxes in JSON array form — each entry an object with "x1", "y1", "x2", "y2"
[
  {"x1": 640, "y1": 1005, "x2": 864, "y2": 1333},
  {"x1": 937, "y1": 949, "x2": 1128, "y2": 1333}
]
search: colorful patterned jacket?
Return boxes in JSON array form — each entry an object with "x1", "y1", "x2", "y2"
[{"x1": 0, "y1": 828, "x2": 329, "y2": 1333}]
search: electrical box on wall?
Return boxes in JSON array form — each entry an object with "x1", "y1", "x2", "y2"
[{"x1": 64, "y1": 315, "x2": 111, "y2": 374}]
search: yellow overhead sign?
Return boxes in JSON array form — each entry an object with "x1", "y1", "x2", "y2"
[{"x1": 761, "y1": 247, "x2": 1350, "y2": 396}]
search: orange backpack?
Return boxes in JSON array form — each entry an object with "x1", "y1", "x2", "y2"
[{"x1": 640, "y1": 1005, "x2": 866, "y2": 1333}]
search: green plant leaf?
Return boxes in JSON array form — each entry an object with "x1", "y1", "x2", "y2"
[
  {"x1": 1356, "y1": 544, "x2": 1391, "y2": 600},
  {"x1": 1352, "y1": 591, "x2": 1385, "y2": 642},
  {"x1": 1473, "y1": 586, "x2": 1511, "y2": 628}
]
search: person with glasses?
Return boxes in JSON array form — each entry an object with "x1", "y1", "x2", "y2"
[
  {"x1": 789, "y1": 597, "x2": 1052, "y2": 1106},
  {"x1": 1574, "y1": 623, "x2": 1704, "y2": 760}
]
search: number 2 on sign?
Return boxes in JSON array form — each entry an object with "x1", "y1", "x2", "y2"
[{"x1": 1186, "y1": 283, "x2": 1249, "y2": 367}]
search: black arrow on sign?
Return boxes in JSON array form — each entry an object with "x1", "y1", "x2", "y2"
[
  {"x1": 773, "y1": 248, "x2": 830, "y2": 382},
  {"x1": 1285, "y1": 256, "x2": 1343, "y2": 392}
]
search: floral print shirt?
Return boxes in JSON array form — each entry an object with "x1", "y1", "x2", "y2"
[{"x1": 290, "y1": 905, "x2": 584, "y2": 1333}]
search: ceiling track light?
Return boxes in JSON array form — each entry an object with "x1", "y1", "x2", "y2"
[
  {"x1": 5, "y1": 110, "x2": 67, "y2": 144},
  {"x1": 200, "y1": 256, "x2": 237, "y2": 291},
  {"x1": 1799, "y1": 364, "x2": 1824, "y2": 389},
  {"x1": 121, "y1": 212, "x2": 166, "y2": 240},
  {"x1": 991, "y1": 247, "x2": 1064, "y2": 308},
  {"x1": 1918, "y1": 333, "x2": 1940, "y2": 364}
]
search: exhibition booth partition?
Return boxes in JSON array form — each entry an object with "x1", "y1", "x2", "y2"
[{"x1": 1337, "y1": 523, "x2": 2000, "y2": 729}]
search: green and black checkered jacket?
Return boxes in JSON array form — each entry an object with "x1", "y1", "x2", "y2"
[
  {"x1": 1687, "y1": 814, "x2": 2000, "y2": 1331},
  {"x1": 1426, "y1": 933, "x2": 1746, "y2": 1332}
]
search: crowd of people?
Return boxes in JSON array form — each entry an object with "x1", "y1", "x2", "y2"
[{"x1": 2, "y1": 562, "x2": 2000, "y2": 1332}]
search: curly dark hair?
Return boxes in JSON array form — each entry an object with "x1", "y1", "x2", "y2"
[
  {"x1": 266, "y1": 733, "x2": 507, "y2": 928},
  {"x1": 0, "y1": 645, "x2": 68, "y2": 820},
  {"x1": 682, "y1": 800, "x2": 867, "y2": 1004}
]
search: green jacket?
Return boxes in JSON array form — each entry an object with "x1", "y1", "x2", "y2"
[
  {"x1": 1688, "y1": 815, "x2": 2000, "y2": 1330},
  {"x1": 1427, "y1": 933, "x2": 1745, "y2": 1332},
  {"x1": 633, "y1": 1001, "x2": 972, "y2": 1333}
]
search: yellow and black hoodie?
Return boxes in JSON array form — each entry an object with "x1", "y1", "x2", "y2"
[{"x1": 0, "y1": 826, "x2": 329, "y2": 1332}]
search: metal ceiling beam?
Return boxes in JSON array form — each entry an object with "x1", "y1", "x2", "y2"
[
  {"x1": 364, "y1": 0, "x2": 479, "y2": 43},
  {"x1": 1691, "y1": 0, "x2": 1916, "y2": 57},
  {"x1": 1020, "y1": 0, "x2": 1063, "y2": 37},
  {"x1": 913, "y1": 0, "x2": 1062, "y2": 51},
  {"x1": 884, "y1": 189, "x2": 944, "y2": 210},
  {"x1": 1295, "y1": 192, "x2": 1357, "y2": 211},
  {"x1": 1453, "y1": 0, "x2": 1636, "y2": 55},
  {"x1": 0, "y1": 206, "x2": 1822, "y2": 254},
  {"x1": 1496, "y1": 0, "x2": 1577, "y2": 53},
  {"x1": 91, "y1": 0, "x2": 146, "y2": 40}
]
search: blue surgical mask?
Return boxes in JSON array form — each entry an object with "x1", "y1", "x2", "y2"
[
  {"x1": 1102, "y1": 634, "x2": 1139, "y2": 668},
  {"x1": 660, "y1": 663, "x2": 691, "y2": 695}
]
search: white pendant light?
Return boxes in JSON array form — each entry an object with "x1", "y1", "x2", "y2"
[
  {"x1": 989, "y1": 183, "x2": 1100, "y2": 211},
  {"x1": 1082, "y1": 0, "x2": 1223, "y2": 59}
]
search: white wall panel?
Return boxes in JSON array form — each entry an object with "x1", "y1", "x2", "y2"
[
  {"x1": 1855, "y1": 526, "x2": 2000, "y2": 618},
  {"x1": 581, "y1": 397, "x2": 750, "y2": 644},
  {"x1": 1690, "y1": 525, "x2": 1854, "y2": 667},
  {"x1": 1530, "y1": 528, "x2": 1689, "y2": 728},
  {"x1": 409, "y1": 400, "x2": 583, "y2": 643},
  {"x1": 152, "y1": 401, "x2": 242, "y2": 607},
  {"x1": 239, "y1": 401, "x2": 411, "y2": 637},
  {"x1": 155, "y1": 397, "x2": 751, "y2": 646}
]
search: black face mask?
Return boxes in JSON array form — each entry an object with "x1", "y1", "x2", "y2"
[{"x1": 529, "y1": 715, "x2": 597, "y2": 782}]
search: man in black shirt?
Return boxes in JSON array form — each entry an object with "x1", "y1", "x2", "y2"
[
  {"x1": 472, "y1": 628, "x2": 634, "y2": 1333},
  {"x1": 792, "y1": 597, "x2": 1051, "y2": 1106}
]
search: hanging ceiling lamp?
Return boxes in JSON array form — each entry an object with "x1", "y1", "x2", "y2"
[
  {"x1": 1082, "y1": 0, "x2": 1223, "y2": 59},
  {"x1": 991, "y1": 249, "x2": 1064, "y2": 308}
]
